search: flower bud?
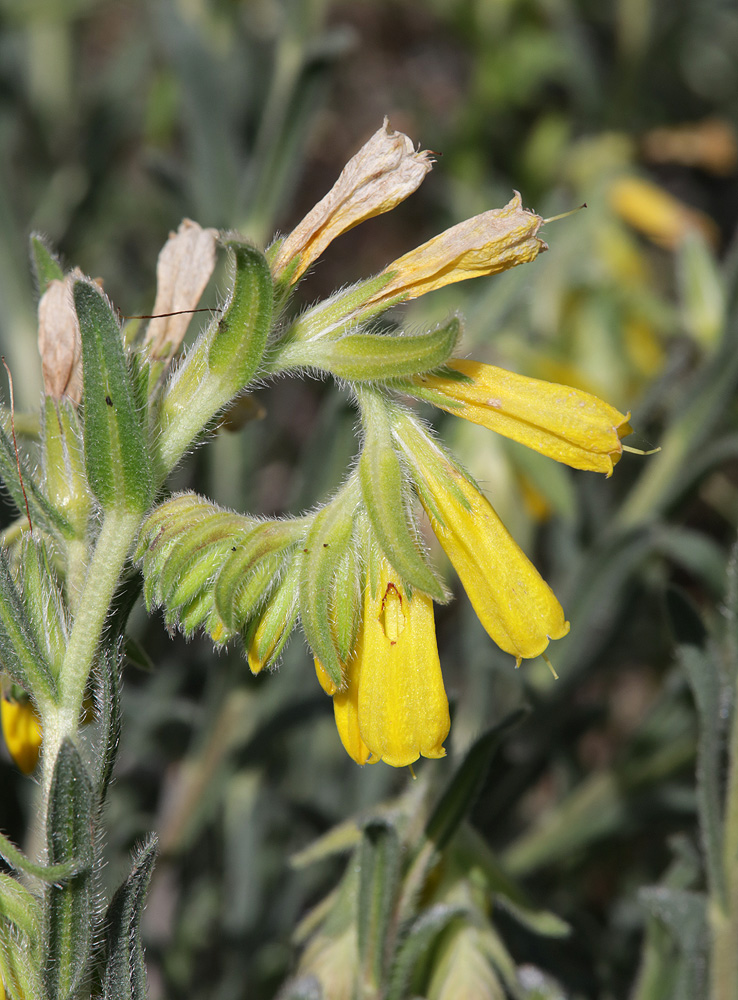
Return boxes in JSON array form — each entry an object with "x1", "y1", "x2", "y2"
[
  {"x1": 37, "y1": 275, "x2": 82, "y2": 402},
  {"x1": 144, "y1": 219, "x2": 218, "y2": 361}
]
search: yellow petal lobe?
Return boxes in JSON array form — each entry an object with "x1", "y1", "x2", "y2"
[
  {"x1": 418, "y1": 360, "x2": 632, "y2": 474},
  {"x1": 421, "y1": 467, "x2": 569, "y2": 661},
  {"x1": 1, "y1": 697, "x2": 43, "y2": 775},
  {"x1": 357, "y1": 563, "x2": 449, "y2": 768}
]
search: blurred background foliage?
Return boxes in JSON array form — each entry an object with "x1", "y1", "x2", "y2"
[{"x1": 2, "y1": 0, "x2": 738, "y2": 997}]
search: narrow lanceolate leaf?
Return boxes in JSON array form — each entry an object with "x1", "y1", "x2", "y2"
[
  {"x1": 0, "y1": 550, "x2": 57, "y2": 704},
  {"x1": 357, "y1": 820, "x2": 402, "y2": 995},
  {"x1": 312, "y1": 317, "x2": 460, "y2": 382},
  {"x1": 74, "y1": 280, "x2": 154, "y2": 513},
  {"x1": 359, "y1": 394, "x2": 444, "y2": 601},
  {"x1": 678, "y1": 642, "x2": 726, "y2": 904},
  {"x1": 0, "y1": 412, "x2": 74, "y2": 539},
  {"x1": 30, "y1": 233, "x2": 64, "y2": 292},
  {"x1": 92, "y1": 645, "x2": 122, "y2": 805},
  {"x1": 386, "y1": 905, "x2": 467, "y2": 1000},
  {"x1": 43, "y1": 739, "x2": 95, "y2": 1000},
  {"x1": 102, "y1": 837, "x2": 158, "y2": 1000},
  {"x1": 207, "y1": 241, "x2": 273, "y2": 391},
  {"x1": 299, "y1": 485, "x2": 359, "y2": 689},
  {"x1": 20, "y1": 533, "x2": 68, "y2": 672},
  {"x1": 424, "y1": 712, "x2": 526, "y2": 854}
]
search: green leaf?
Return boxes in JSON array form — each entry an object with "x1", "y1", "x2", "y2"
[
  {"x1": 0, "y1": 412, "x2": 73, "y2": 539},
  {"x1": 424, "y1": 711, "x2": 526, "y2": 854},
  {"x1": 386, "y1": 905, "x2": 467, "y2": 1000},
  {"x1": 454, "y1": 827, "x2": 570, "y2": 939},
  {"x1": 74, "y1": 279, "x2": 154, "y2": 513},
  {"x1": 92, "y1": 646, "x2": 123, "y2": 804},
  {"x1": 207, "y1": 241, "x2": 273, "y2": 390},
  {"x1": 30, "y1": 234, "x2": 64, "y2": 292},
  {"x1": 359, "y1": 392, "x2": 444, "y2": 601},
  {"x1": 19, "y1": 532, "x2": 68, "y2": 674},
  {"x1": 357, "y1": 820, "x2": 401, "y2": 994},
  {"x1": 43, "y1": 740, "x2": 95, "y2": 1000},
  {"x1": 102, "y1": 837, "x2": 158, "y2": 1000},
  {"x1": 0, "y1": 549, "x2": 57, "y2": 704},
  {"x1": 638, "y1": 887, "x2": 708, "y2": 1000},
  {"x1": 313, "y1": 318, "x2": 461, "y2": 382},
  {"x1": 678, "y1": 642, "x2": 726, "y2": 903},
  {"x1": 299, "y1": 484, "x2": 358, "y2": 688},
  {"x1": 677, "y1": 230, "x2": 725, "y2": 351}
]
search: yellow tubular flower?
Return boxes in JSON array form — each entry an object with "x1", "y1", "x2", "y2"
[
  {"x1": 358, "y1": 562, "x2": 449, "y2": 767},
  {"x1": 315, "y1": 655, "x2": 372, "y2": 767},
  {"x1": 417, "y1": 461, "x2": 569, "y2": 665},
  {"x1": 1, "y1": 697, "x2": 42, "y2": 775},
  {"x1": 315, "y1": 559, "x2": 450, "y2": 768},
  {"x1": 364, "y1": 191, "x2": 546, "y2": 308},
  {"x1": 416, "y1": 360, "x2": 632, "y2": 475},
  {"x1": 272, "y1": 118, "x2": 433, "y2": 282}
]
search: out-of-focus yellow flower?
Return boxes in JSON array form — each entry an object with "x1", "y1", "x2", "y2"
[
  {"x1": 1, "y1": 696, "x2": 42, "y2": 775},
  {"x1": 315, "y1": 559, "x2": 450, "y2": 768},
  {"x1": 608, "y1": 175, "x2": 718, "y2": 250},
  {"x1": 272, "y1": 118, "x2": 433, "y2": 282},
  {"x1": 363, "y1": 191, "x2": 546, "y2": 308},
  {"x1": 415, "y1": 456, "x2": 570, "y2": 665},
  {"x1": 415, "y1": 359, "x2": 632, "y2": 475}
]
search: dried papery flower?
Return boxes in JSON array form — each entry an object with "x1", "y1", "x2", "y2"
[
  {"x1": 37, "y1": 275, "x2": 82, "y2": 402},
  {"x1": 144, "y1": 219, "x2": 218, "y2": 360},
  {"x1": 363, "y1": 191, "x2": 546, "y2": 308},
  {"x1": 272, "y1": 118, "x2": 434, "y2": 282}
]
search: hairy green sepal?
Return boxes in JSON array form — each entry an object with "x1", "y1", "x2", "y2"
[
  {"x1": 359, "y1": 393, "x2": 444, "y2": 601},
  {"x1": 299, "y1": 483, "x2": 359, "y2": 688},
  {"x1": 310, "y1": 318, "x2": 460, "y2": 382}
]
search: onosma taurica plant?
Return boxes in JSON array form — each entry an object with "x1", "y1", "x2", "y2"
[{"x1": 0, "y1": 120, "x2": 637, "y2": 999}]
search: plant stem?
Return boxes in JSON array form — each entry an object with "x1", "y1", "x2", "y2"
[{"x1": 40, "y1": 508, "x2": 140, "y2": 804}]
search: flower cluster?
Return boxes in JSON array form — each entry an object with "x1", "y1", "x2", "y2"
[{"x1": 268, "y1": 120, "x2": 633, "y2": 767}]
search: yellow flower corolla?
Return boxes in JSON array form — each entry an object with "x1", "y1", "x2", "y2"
[
  {"x1": 1, "y1": 697, "x2": 42, "y2": 775},
  {"x1": 608, "y1": 175, "x2": 718, "y2": 250},
  {"x1": 363, "y1": 191, "x2": 546, "y2": 308},
  {"x1": 417, "y1": 460, "x2": 570, "y2": 665},
  {"x1": 315, "y1": 560, "x2": 450, "y2": 768},
  {"x1": 272, "y1": 118, "x2": 433, "y2": 282},
  {"x1": 415, "y1": 359, "x2": 633, "y2": 475}
]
